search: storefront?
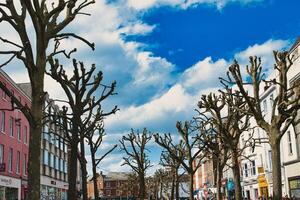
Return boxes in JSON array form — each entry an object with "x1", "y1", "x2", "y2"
[
  {"x1": 41, "y1": 176, "x2": 68, "y2": 200},
  {"x1": 0, "y1": 175, "x2": 21, "y2": 200}
]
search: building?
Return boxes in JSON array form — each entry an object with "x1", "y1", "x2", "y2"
[
  {"x1": 0, "y1": 69, "x2": 31, "y2": 200},
  {"x1": 193, "y1": 156, "x2": 217, "y2": 199},
  {"x1": 87, "y1": 171, "x2": 139, "y2": 200},
  {"x1": 17, "y1": 85, "x2": 83, "y2": 200},
  {"x1": 39, "y1": 94, "x2": 69, "y2": 200},
  {"x1": 239, "y1": 36, "x2": 300, "y2": 199},
  {"x1": 281, "y1": 36, "x2": 300, "y2": 198},
  {"x1": 87, "y1": 172, "x2": 105, "y2": 199}
]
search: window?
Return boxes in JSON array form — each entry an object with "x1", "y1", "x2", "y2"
[
  {"x1": 9, "y1": 116, "x2": 13, "y2": 137},
  {"x1": 23, "y1": 154, "x2": 27, "y2": 175},
  {"x1": 55, "y1": 156, "x2": 59, "y2": 170},
  {"x1": 0, "y1": 111, "x2": 5, "y2": 132},
  {"x1": 17, "y1": 125, "x2": 21, "y2": 141},
  {"x1": 288, "y1": 131, "x2": 293, "y2": 155},
  {"x1": 16, "y1": 151, "x2": 20, "y2": 174},
  {"x1": 59, "y1": 159, "x2": 63, "y2": 171},
  {"x1": 0, "y1": 144, "x2": 4, "y2": 163},
  {"x1": 43, "y1": 150, "x2": 49, "y2": 165},
  {"x1": 2, "y1": 83, "x2": 6, "y2": 99},
  {"x1": 270, "y1": 94, "x2": 274, "y2": 108},
  {"x1": 8, "y1": 148, "x2": 13, "y2": 172},
  {"x1": 24, "y1": 126, "x2": 28, "y2": 144},
  {"x1": 106, "y1": 182, "x2": 111, "y2": 188},
  {"x1": 268, "y1": 150, "x2": 272, "y2": 171},
  {"x1": 251, "y1": 160, "x2": 256, "y2": 175},
  {"x1": 244, "y1": 163, "x2": 248, "y2": 177},
  {"x1": 64, "y1": 161, "x2": 67, "y2": 173},
  {"x1": 50, "y1": 154, "x2": 54, "y2": 168},
  {"x1": 262, "y1": 99, "x2": 267, "y2": 112}
]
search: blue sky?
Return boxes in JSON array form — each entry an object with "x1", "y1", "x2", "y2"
[{"x1": 1, "y1": 0, "x2": 299, "y2": 175}]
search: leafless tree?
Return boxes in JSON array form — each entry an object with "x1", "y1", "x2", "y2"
[
  {"x1": 120, "y1": 128, "x2": 152, "y2": 200},
  {"x1": 160, "y1": 149, "x2": 185, "y2": 200},
  {"x1": 197, "y1": 91, "x2": 252, "y2": 200},
  {"x1": 220, "y1": 51, "x2": 300, "y2": 199},
  {"x1": 154, "y1": 121, "x2": 206, "y2": 200},
  {"x1": 86, "y1": 120, "x2": 117, "y2": 200},
  {"x1": 0, "y1": 1, "x2": 95, "y2": 199},
  {"x1": 47, "y1": 58, "x2": 117, "y2": 200}
]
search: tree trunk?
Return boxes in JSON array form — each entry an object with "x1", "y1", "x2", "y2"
[
  {"x1": 80, "y1": 139, "x2": 88, "y2": 200},
  {"x1": 175, "y1": 168, "x2": 180, "y2": 200},
  {"x1": 68, "y1": 141, "x2": 79, "y2": 200},
  {"x1": 270, "y1": 137, "x2": 282, "y2": 200},
  {"x1": 189, "y1": 173, "x2": 194, "y2": 200},
  {"x1": 139, "y1": 172, "x2": 146, "y2": 200},
  {"x1": 91, "y1": 150, "x2": 100, "y2": 200},
  {"x1": 27, "y1": 80, "x2": 44, "y2": 200},
  {"x1": 216, "y1": 163, "x2": 223, "y2": 200},
  {"x1": 232, "y1": 150, "x2": 242, "y2": 200}
]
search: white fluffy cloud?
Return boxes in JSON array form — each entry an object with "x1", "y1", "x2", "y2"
[
  {"x1": 105, "y1": 39, "x2": 290, "y2": 135},
  {"x1": 127, "y1": 0, "x2": 263, "y2": 10}
]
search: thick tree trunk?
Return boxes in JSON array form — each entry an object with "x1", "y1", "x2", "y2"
[
  {"x1": 216, "y1": 163, "x2": 223, "y2": 200},
  {"x1": 170, "y1": 173, "x2": 176, "y2": 200},
  {"x1": 232, "y1": 150, "x2": 242, "y2": 200},
  {"x1": 68, "y1": 141, "x2": 79, "y2": 200},
  {"x1": 175, "y1": 168, "x2": 180, "y2": 200},
  {"x1": 80, "y1": 140, "x2": 88, "y2": 200},
  {"x1": 270, "y1": 137, "x2": 282, "y2": 200},
  {"x1": 91, "y1": 150, "x2": 100, "y2": 200},
  {"x1": 27, "y1": 81, "x2": 44, "y2": 200},
  {"x1": 189, "y1": 173, "x2": 194, "y2": 200},
  {"x1": 139, "y1": 172, "x2": 146, "y2": 200}
]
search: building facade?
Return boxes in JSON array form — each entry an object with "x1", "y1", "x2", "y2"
[
  {"x1": 239, "y1": 37, "x2": 300, "y2": 199},
  {"x1": 87, "y1": 171, "x2": 139, "y2": 200},
  {"x1": 0, "y1": 70, "x2": 31, "y2": 200}
]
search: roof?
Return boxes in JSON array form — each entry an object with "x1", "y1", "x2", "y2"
[
  {"x1": 104, "y1": 172, "x2": 130, "y2": 181},
  {"x1": 290, "y1": 36, "x2": 300, "y2": 53},
  {"x1": 0, "y1": 69, "x2": 31, "y2": 101}
]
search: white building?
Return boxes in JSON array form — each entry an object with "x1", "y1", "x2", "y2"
[{"x1": 240, "y1": 37, "x2": 300, "y2": 199}]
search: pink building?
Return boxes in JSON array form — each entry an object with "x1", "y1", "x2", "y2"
[{"x1": 0, "y1": 69, "x2": 30, "y2": 200}]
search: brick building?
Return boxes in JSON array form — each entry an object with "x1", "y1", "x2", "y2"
[
  {"x1": 0, "y1": 69, "x2": 31, "y2": 200},
  {"x1": 87, "y1": 172, "x2": 138, "y2": 200}
]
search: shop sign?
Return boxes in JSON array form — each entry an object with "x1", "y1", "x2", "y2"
[
  {"x1": 0, "y1": 163, "x2": 5, "y2": 172},
  {"x1": 0, "y1": 176, "x2": 20, "y2": 188},
  {"x1": 257, "y1": 166, "x2": 264, "y2": 174}
]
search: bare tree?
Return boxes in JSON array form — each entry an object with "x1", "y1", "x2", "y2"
[
  {"x1": 154, "y1": 121, "x2": 206, "y2": 200},
  {"x1": 220, "y1": 51, "x2": 300, "y2": 199},
  {"x1": 86, "y1": 120, "x2": 117, "y2": 200},
  {"x1": 0, "y1": 1, "x2": 95, "y2": 199},
  {"x1": 197, "y1": 91, "x2": 252, "y2": 200},
  {"x1": 160, "y1": 149, "x2": 184, "y2": 200},
  {"x1": 120, "y1": 128, "x2": 152, "y2": 200},
  {"x1": 47, "y1": 58, "x2": 117, "y2": 200}
]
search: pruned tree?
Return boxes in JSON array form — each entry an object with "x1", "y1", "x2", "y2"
[
  {"x1": 47, "y1": 58, "x2": 117, "y2": 200},
  {"x1": 160, "y1": 148, "x2": 184, "y2": 200},
  {"x1": 86, "y1": 120, "x2": 117, "y2": 200},
  {"x1": 154, "y1": 121, "x2": 206, "y2": 200},
  {"x1": 220, "y1": 51, "x2": 300, "y2": 199},
  {"x1": 0, "y1": 1, "x2": 95, "y2": 199},
  {"x1": 120, "y1": 128, "x2": 152, "y2": 200},
  {"x1": 197, "y1": 91, "x2": 252, "y2": 200}
]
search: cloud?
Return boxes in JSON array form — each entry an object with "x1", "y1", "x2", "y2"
[{"x1": 127, "y1": 0, "x2": 264, "y2": 10}]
